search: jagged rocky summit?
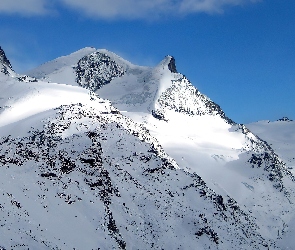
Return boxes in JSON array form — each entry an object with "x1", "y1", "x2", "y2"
[
  {"x1": 0, "y1": 46, "x2": 294, "y2": 249},
  {"x1": 0, "y1": 46, "x2": 13, "y2": 75},
  {"x1": 0, "y1": 46, "x2": 37, "y2": 82},
  {"x1": 277, "y1": 117, "x2": 293, "y2": 122}
]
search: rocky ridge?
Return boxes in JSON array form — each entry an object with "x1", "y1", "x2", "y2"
[
  {"x1": 75, "y1": 51, "x2": 126, "y2": 91},
  {"x1": 0, "y1": 46, "x2": 13, "y2": 75}
]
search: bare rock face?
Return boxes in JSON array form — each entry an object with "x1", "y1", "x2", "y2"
[
  {"x1": 0, "y1": 46, "x2": 13, "y2": 75},
  {"x1": 75, "y1": 51, "x2": 125, "y2": 91},
  {"x1": 168, "y1": 56, "x2": 177, "y2": 73},
  {"x1": 277, "y1": 117, "x2": 293, "y2": 122},
  {"x1": 156, "y1": 76, "x2": 235, "y2": 124}
]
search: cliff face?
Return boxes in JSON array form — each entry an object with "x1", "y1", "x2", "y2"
[{"x1": 0, "y1": 46, "x2": 13, "y2": 75}]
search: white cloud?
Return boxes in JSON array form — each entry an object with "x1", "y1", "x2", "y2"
[
  {"x1": 0, "y1": 0, "x2": 50, "y2": 16},
  {"x1": 179, "y1": 0, "x2": 261, "y2": 14},
  {"x1": 59, "y1": 0, "x2": 171, "y2": 19},
  {"x1": 59, "y1": 0, "x2": 261, "y2": 19},
  {"x1": 0, "y1": 0, "x2": 261, "y2": 18}
]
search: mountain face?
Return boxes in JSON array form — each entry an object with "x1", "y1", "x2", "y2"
[
  {"x1": 75, "y1": 51, "x2": 126, "y2": 91},
  {"x1": 247, "y1": 118, "x2": 295, "y2": 173},
  {"x1": 0, "y1": 46, "x2": 294, "y2": 249}
]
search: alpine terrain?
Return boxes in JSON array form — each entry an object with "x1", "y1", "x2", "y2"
[{"x1": 0, "y1": 46, "x2": 294, "y2": 249}]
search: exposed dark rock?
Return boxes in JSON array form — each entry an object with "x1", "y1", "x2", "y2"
[
  {"x1": 75, "y1": 52, "x2": 125, "y2": 91},
  {"x1": 168, "y1": 56, "x2": 177, "y2": 73},
  {"x1": 17, "y1": 75, "x2": 38, "y2": 82},
  {"x1": 157, "y1": 76, "x2": 235, "y2": 124},
  {"x1": 0, "y1": 46, "x2": 12, "y2": 70},
  {"x1": 248, "y1": 151, "x2": 294, "y2": 193},
  {"x1": 40, "y1": 172, "x2": 57, "y2": 178},
  {"x1": 195, "y1": 226, "x2": 219, "y2": 245},
  {"x1": 277, "y1": 117, "x2": 293, "y2": 122},
  {"x1": 151, "y1": 109, "x2": 167, "y2": 122}
]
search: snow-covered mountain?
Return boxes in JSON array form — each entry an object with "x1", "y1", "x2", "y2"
[{"x1": 0, "y1": 46, "x2": 294, "y2": 249}]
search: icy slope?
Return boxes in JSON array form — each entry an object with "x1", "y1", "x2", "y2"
[{"x1": 0, "y1": 73, "x2": 271, "y2": 249}]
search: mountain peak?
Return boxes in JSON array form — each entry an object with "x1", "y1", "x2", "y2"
[
  {"x1": 277, "y1": 117, "x2": 293, "y2": 122},
  {"x1": 157, "y1": 55, "x2": 177, "y2": 73},
  {"x1": 167, "y1": 56, "x2": 177, "y2": 73},
  {"x1": 0, "y1": 46, "x2": 13, "y2": 74}
]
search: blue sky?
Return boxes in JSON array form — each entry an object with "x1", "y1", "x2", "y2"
[{"x1": 0, "y1": 0, "x2": 294, "y2": 124}]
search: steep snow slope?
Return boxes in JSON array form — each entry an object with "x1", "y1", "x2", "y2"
[
  {"x1": 0, "y1": 68, "x2": 272, "y2": 249},
  {"x1": 26, "y1": 47, "x2": 295, "y2": 248},
  {"x1": 247, "y1": 118, "x2": 295, "y2": 172},
  {"x1": 26, "y1": 47, "x2": 145, "y2": 89},
  {"x1": 26, "y1": 47, "x2": 97, "y2": 86}
]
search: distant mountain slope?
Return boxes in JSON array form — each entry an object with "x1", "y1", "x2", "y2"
[
  {"x1": 247, "y1": 118, "x2": 295, "y2": 172},
  {"x1": 20, "y1": 47, "x2": 295, "y2": 249}
]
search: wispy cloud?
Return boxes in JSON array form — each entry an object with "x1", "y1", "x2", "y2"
[
  {"x1": 59, "y1": 0, "x2": 261, "y2": 19},
  {"x1": 179, "y1": 0, "x2": 261, "y2": 14},
  {"x1": 0, "y1": 0, "x2": 50, "y2": 16},
  {"x1": 0, "y1": 0, "x2": 261, "y2": 18},
  {"x1": 59, "y1": 0, "x2": 170, "y2": 20}
]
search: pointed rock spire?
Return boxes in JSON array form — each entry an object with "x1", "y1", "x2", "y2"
[
  {"x1": 158, "y1": 55, "x2": 178, "y2": 73},
  {"x1": 168, "y1": 56, "x2": 177, "y2": 73},
  {"x1": 0, "y1": 46, "x2": 13, "y2": 75}
]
